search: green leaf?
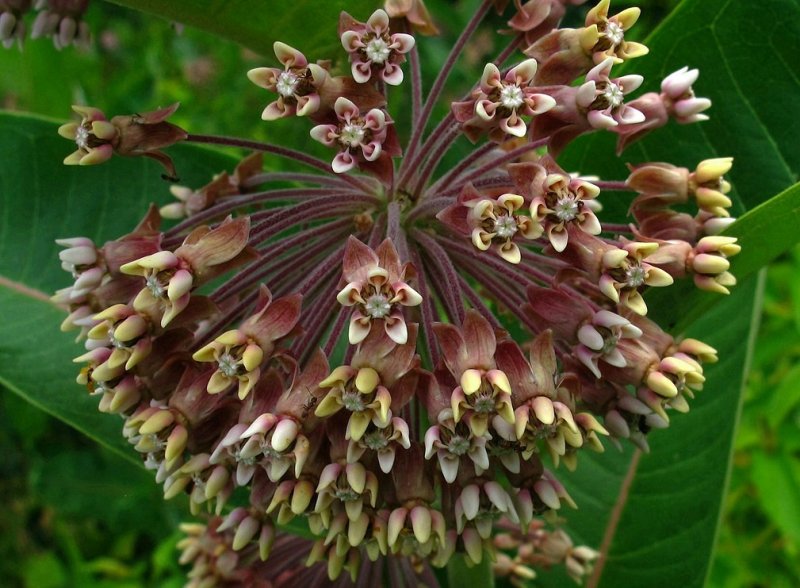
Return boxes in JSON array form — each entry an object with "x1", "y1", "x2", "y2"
[
  {"x1": 104, "y1": 0, "x2": 382, "y2": 57},
  {"x1": 447, "y1": 554, "x2": 495, "y2": 588},
  {"x1": 0, "y1": 111, "x2": 239, "y2": 463}
]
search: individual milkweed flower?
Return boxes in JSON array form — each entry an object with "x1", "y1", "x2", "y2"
[
  {"x1": 598, "y1": 240, "x2": 674, "y2": 314},
  {"x1": 424, "y1": 408, "x2": 490, "y2": 483},
  {"x1": 437, "y1": 184, "x2": 542, "y2": 264},
  {"x1": 576, "y1": 58, "x2": 644, "y2": 129},
  {"x1": 315, "y1": 459, "x2": 379, "y2": 524},
  {"x1": 86, "y1": 303, "x2": 153, "y2": 371},
  {"x1": 311, "y1": 97, "x2": 399, "y2": 175},
  {"x1": 121, "y1": 216, "x2": 253, "y2": 327},
  {"x1": 627, "y1": 157, "x2": 734, "y2": 217},
  {"x1": 523, "y1": 164, "x2": 601, "y2": 252},
  {"x1": 58, "y1": 105, "x2": 118, "y2": 166},
  {"x1": 347, "y1": 414, "x2": 411, "y2": 473},
  {"x1": 434, "y1": 311, "x2": 515, "y2": 437},
  {"x1": 452, "y1": 59, "x2": 556, "y2": 142},
  {"x1": 661, "y1": 66, "x2": 712, "y2": 124},
  {"x1": 691, "y1": 236, "x2": 741, "y2": 294},
  {"x1": 315, "y1": 325, "x2": 418, "y2": 441},
  {"x1": 489, "y1": 331, "x2": 606, "y2": 469},
  {"x1": 525, "y1": 0, "x2": 646, "y2": 85},
  {"x1": 339, "y1": 9, "x2": 415, "y2": 85},
  {"x1": 193, "y1": 286, "x2": 302, "y2": 399},
  {"x1": 55, "y1": 236, "x2": 105, "y2": 299},
  {"x1": 247, "y1": 42, "x2": 328, "y2": 120},
  {"x1": 58, "y1": 103, "x2": 187, "y2": 179},
  {"x1": 337, "y1": 236, "x2": 422, "y2": 344},
  {"x1": 614, "y1": 67, "x2": 711, "y2": 152},
  {"x1": 575, "y1": 310, "x2": 642, "y2": 378},
  {"x1": 582, "y1": 0, "x2": 648, "y2": 64}
]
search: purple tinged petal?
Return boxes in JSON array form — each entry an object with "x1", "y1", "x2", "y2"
[
  {"x1": 332, "y1": 151, "x2": 357, "y2": 174},
  {"x1": 617, "y1": 74, "x2": 644, "y2": 94},
  {"x1": 384, "y1": 313, "x2": 408, "y2": 344},
  {"x1": 334, "y1": 97, "x2": 359, "y2": 120},
  {"x1": 576, "y1": 345, "x2": 602, "y2": 378},
  {"x1": 310, "y1": 124, "x2": 338, "y2": 146},
  {"x1": 617, "y1": 104, "x2": 646, "y2": 125},
  {"x1": 295, "y1": 94, "x2": 320, "y2": 117},
  {"x1": 674, "y1": 97, "x2": 712, "y2": 118},
  {"x1": 273, "y1": 41, "x2": 307, "y2": 68},
  {"x1": 387, "y1": 508, "x2": 408, "y2": 546},
  {"x1": 262, "y1": 101, "x2": 289, "y2": 121},
  {"x1": 352, "y1": 61, "x2": 372, "y2": 84},
  {"x1": 390, "y1": 32, "x2": 415, "y2": 53},
  {"x1": 509, "y1": 58, "x2": 538, "y2": 84},
  {"x1": 576, "y1": 81, "x2": 597, "y2": 107},
  {"x1": 341, "y1": 30, "x2": 362, "y2": 52},
  {"x1": 587, "y1": 109, "x2": 619, "y2": 129},
  {"x1": 382, "y1": 63, "x2": 404, "y2": 86}
]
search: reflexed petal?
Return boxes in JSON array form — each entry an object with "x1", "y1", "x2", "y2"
[
  {"x1": 460, "y1": 369, "x2": 483, "y2": 395},
  {"x1": 509, "y1": 58, "x2": 537, "y2": 84},
  {"x1": 382, "y1": 64, "x2": 404, "y2": 86},
  {"x1": 349, "y1": 314, "x2": 372, "y2": 344},
  {"x1": 384, "y1": 314, "x2": 408, "y2": 344},
  {"x1": 332, "y1": 150, "x2": 357, "y2": 174},
  {"x1": 274, "y1": 41, "x2": 307, "y2": 68},
  {"x1": 296, "y1": 94, "x2": 320, "y2": 117}
]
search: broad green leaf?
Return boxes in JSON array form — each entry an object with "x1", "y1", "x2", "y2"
[
  {"x1": 104, "y1": 0, "x2": 381, "y2": 57},
  {"x1": 545, "y1": 0, "x2": 800, "y2": 585},
  {"x1": 0, "y1": 111, "x2": 238, "y2": 464}
]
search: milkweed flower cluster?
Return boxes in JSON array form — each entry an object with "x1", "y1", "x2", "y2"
[{"x1": 54, "y1": 1, "x2": 737, "y2": 585}]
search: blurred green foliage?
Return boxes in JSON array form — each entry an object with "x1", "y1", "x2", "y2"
[
  {"x1": 0, "y1": 389, "x2": 186, "y2": 588},
  {"x1": 709, "y1": 247, "x2": 800, "y2": 588},
  {"x1": 0, "y1": 0, "x2": 791, "y2": 586}
]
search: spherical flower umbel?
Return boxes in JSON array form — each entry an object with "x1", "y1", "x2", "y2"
[{"x1": 53, "y1": 2, "x2": 741, "y2": 585}]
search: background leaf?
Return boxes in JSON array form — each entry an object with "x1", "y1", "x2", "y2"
[
  {"x1": 0, "y1": 111, "x2": 239, "y2": 463},
  {"x1": 540, "y1": 0, "x2": 800, "y2": 585},
  {"x1": 104, "y1": 0, "x2": 382, "y2": 57}
]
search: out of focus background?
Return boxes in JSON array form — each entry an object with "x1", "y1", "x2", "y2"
[{"x1": 1, "y1": 1, "x2": 798, "y2": 586}]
